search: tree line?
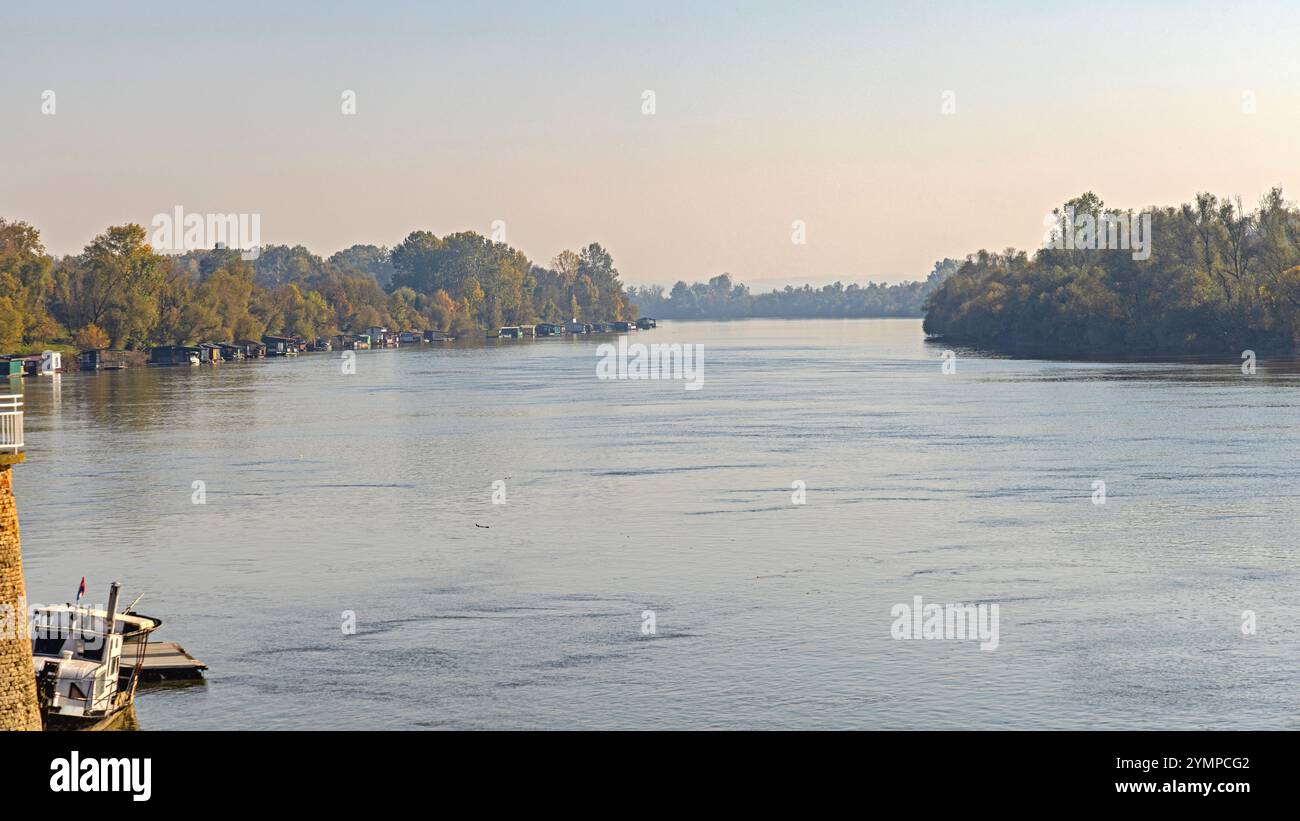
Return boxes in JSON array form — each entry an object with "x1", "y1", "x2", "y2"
[
  {"x1": 924, "y1": 189, "x2": 1300, "y2": 356},
  {"x1": 629, "y1": 262, "x2": 957, "y2": 320},
  {"x1": 0, "y1": 220, "x2": 636, "y2": 352}
]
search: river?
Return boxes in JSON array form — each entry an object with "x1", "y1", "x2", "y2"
[{"x1": 12, "y1": 318, "x2": 1298, "y2": 728}]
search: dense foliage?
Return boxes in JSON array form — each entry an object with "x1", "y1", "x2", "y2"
[
  {"x1": 924, "y1": 190, "x2": 1300, "y2": 356},
  {"x1": 0, "y1": 220, "x2": 636, "y2": 351},
  {"x1": 630, "y1": 262, "x2": 956, "y2": 320}
]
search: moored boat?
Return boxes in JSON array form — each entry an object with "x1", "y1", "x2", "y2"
[{"x1": 31, "y1": 582, "x2": 161, "y2": 730}]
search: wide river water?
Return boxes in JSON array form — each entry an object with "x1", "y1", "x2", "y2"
[{"x1": 12, "y1": 319, "x2": 1298, "y2": 729}]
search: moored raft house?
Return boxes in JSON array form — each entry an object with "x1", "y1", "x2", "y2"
[
  {"x1": 333, "y1": 333, "x2": 369, "y2": 350},
  {"x1": 636, "y1": 317, "x2": 657, "y2": 329},
  {"x1": 237, "y1": 339, "x2": 267, "y2": 358},
  {"x1": 78, "y1": 349, "x2": 130, "y2": 370},
  {"x1": 216, "y1": 343, "x2": 245, "y2": 361},
  {"x1": 261, "y1": 335, "x2": 297, "y2": 356},
  {"x1": 149, "y1": 345, "x2": 201, "y2": 366}
]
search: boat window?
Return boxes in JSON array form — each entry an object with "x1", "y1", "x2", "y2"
[{"x1": 33, "y1": 632, "x2": 68, "y2": 655}]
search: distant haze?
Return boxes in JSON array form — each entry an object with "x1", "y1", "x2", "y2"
[{"x1": 2, "y1": 1, "x2": 1297, "y2": 288}]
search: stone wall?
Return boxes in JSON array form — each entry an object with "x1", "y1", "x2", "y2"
[{"x1": 0, "y1": 462, "x2": 42, "y2": 731}]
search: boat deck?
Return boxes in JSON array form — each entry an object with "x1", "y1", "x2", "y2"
[{"x1": 129, "y1": 641, "x2": 208, "y2": 682}]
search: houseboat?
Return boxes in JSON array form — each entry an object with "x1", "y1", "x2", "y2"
[
  {"x1": 237, "y1": 340, "x2": 267, "y2": 359},
  {"x1": 31, "y1": 582, "x2": 161, "y2": 730},
  {"x1": 565, "y1": 321, "x2": 592, "y2": 335},
  {"x1": 636, "y1": 317, "x2": 658, "y2": 330},
  {"x1": 535, "y1": 323, "x2": 562, "y2": 337},
  {"x1": 611, "y1": 321, "x2": 635, "y2": 332},
  {"x1": 262, "y1": 335, "x2": 298, "y2": 357},
  {"x1": 149, "y1": 345, "x2": 201, "y2": 366},
  {"x1": 78, "y1": 349, "x2": 130, "y2": 371},
  {"x1": 398, "y1": 330, "x2": 422, "y2": 344},
  {"x1": 197, "y1": 343, "x2": 223, "y2": 364},
  {"x1": 216, "y1": 343, "x2": 245, "y2": 361},
  {"x1": 498, "y1": 326, "x2": 524, "y2": 339},
  {"x1": 423, "y1": 329, "x2": 454, "y2": 343}
]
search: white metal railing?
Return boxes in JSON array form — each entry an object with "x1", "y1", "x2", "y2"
[{"x1": 0, "y1": 394, "x2": 23, "y2": 452}]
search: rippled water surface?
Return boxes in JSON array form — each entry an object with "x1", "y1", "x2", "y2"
[{"x1": 12, "y1": 319, "x2": 1299, "y2": 729}]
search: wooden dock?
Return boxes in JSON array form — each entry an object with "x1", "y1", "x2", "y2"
[{"x1": 126, "y1": 640, "x2": 208, "y2": 682}]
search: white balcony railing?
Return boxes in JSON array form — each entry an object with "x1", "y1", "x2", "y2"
[{"x1": 0, "y1": 394, "x2": 23, "y2": 453}]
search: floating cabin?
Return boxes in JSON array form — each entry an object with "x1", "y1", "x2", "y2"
[
  {"x1": 590, "y1": 322, "x2": 610, "y2": 334},
  {"x1": 149, "y1": 345, "x2": 201, "y2": 366},
  {"x1": 237, "y1": 340, "x2": 267, "y2": 358},
  {"x1": 366, "y1": 327, "x2": 399, "y2": 348},
  {"x1": 611, "y1": 321, "x2": 634, "y2": 332},
  {"x1": 261, "y1": 335, "x2": 297, "y2": 357},
  {"x1": 398, "y1": 330, "x2": 422, "y2": 344},
  {"x1": 3, "y1": 358, "x2": 26, "y2": 377},
  {"x1": 216, "y1": 343, "x2": 245, "y2": 361},
  {"x1": 8, "y1": 352, "x2": 62, "y2": 375},
  {"x1": 423, "y1": 329, "x2": 454, "y2": 342},
  {"x1": 333, "y1": 333, "x2": 369, "y2": 350},
  {"x1": 197, "y1": 343, "x2": 223, "y2": 364},
  {"x1": 78, "y1": 349, "x2": 130, "y2": 371},
  {"x1": 565, "y1": 321, "x2": 593, "y2": 335},
  {"x1": 636, "y1": 317, "x2": 657, "y2": 330},
  {"x1": 536, "y1": 323, "x2": 562, "y2": 337},
  {"x1": 498, "y1": 326, "x2": 523, "y2": 339},
  {"x1": 313, "y1": 337, "x2": 333, "y2": 352}
]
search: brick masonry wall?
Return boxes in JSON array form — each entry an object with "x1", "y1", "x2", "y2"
[{"x1": 0, "y1": 465, "x2": 42, "y2": 730}]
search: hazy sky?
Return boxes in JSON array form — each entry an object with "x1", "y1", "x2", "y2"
[{"x1": 2, "y1": 1, "x2": 1298, "y2": 288}]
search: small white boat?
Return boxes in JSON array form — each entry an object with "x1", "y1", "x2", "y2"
[{"x1": 31, "y1": 582, "x2": 161, "y2": 730}]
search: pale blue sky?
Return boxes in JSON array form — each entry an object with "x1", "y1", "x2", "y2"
[{"x1": 2, "y1": 1, "x2": 1298, "y2": 287}]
